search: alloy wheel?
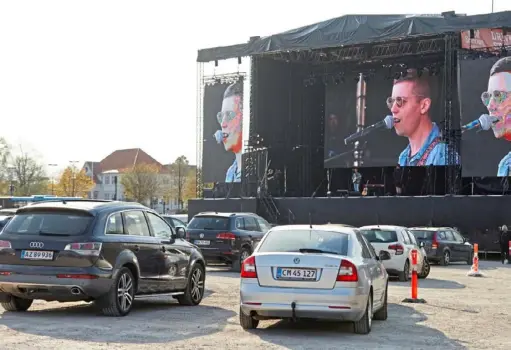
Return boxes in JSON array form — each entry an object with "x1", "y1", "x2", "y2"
[
  {"x1": 190, "y1": 268, "x2": 204, "y2": 303},
  {"x1": 117, "y1": 273, "x2": 134, "y2": 312},
  {"x1": 444, "y1": 251, "x2": 450, "y2": 265},
  {"x1": 368, "y1": 295, "x2": 373, "y2": 328}
]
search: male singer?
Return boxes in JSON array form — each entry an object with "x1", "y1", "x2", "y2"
[
  {"x1": 480, "y1": 57, "x2": 511, "y2": 176},
  {"x1": 389, "y1": 68, "x2": 458, "y2": 166},
  {"x1": 352, "y1": 168, "x2": 362, "y2": 192},
  {"x1": 213, "y1": 82, "x2": 243, "y2": 182}
]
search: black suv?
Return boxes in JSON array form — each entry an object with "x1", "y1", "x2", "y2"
[
  {"x1": 0, "y1": 200, "x2": 206, "y2": 316},
  {"x1": 186, "y1": 212, "x2": 271, "y2": 271}
]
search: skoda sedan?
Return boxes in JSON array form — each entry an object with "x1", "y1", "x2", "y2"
[{"x1": 239, "y1": 225, "x2": 390, "y2": 334}]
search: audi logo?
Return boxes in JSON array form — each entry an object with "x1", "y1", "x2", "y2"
[{"x1": 29, "y1": 242, "x2": 44, "y2": 249}]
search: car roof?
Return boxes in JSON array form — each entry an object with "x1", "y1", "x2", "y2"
[
  {"x1": 359, "y1": 225, "x2": 406, "y2": 230},
  {"x1": 16, "y1": 200, "x2": 148, "y2": 216},
  {"x1": 0, "y1": 208, "x2": 18, "y2": 214},
  {"x1": 194, "y1": 212, "x2": 259, "y2": 218},
  {"x1": 408, "y1": 227, "x2": 451, "y2": 231},
  {"x1": 269, "y1": 224, "x2": 356, "y2": 235}
]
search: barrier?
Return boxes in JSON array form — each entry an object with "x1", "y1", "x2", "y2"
[
  {"x1": 467, "y1": 243, "x2": 484, "y2": 277},
  {"x1": 402, "y1": 249, "x2": 427, "y2": 304}
]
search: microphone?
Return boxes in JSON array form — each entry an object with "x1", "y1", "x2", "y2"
[
  {"x1": 344, "y1": 115, "x2": 394, "y2": 145},
  {"x1": 461, "y1": 114, "x2": 499, "y2": 133}
]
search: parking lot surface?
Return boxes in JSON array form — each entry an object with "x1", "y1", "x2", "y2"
[{"x1": 0, "y1": 261, "x2": 510, "y2": 349}]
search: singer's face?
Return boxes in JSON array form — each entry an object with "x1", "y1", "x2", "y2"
[
  {"x1": 390, "y1": 81, "x2": 425, "y2": 137},
  {"x1": 485, "y1": 72, "x2": 511, "y2": 140},
  {"x1": 218, "y1": 95, "x2": 242, "y2": 152}
]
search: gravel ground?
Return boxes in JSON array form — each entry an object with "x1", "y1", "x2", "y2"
[{"x1": 0, "y1": 261, "x2": 510, "y2": 349}]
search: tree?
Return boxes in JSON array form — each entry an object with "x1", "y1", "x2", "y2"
[
  {"x1": 0, "y1": 138, "x2": 10, "y2": 194},
  {"x1": 53, "y1": 166, "x2": 95, "y2": 197},
  {"x1": 120, "y1": 163, "x2": 162, "y2": 204},
  {"x1": 168, "y1": 156, "x2": 189, "y2": 209},
  {"x1": 10, "y1": 147, "x2": 47, "y2": 196},
  {"x1": 183, "y1": 168, "x2": 197, "y2": 204}
]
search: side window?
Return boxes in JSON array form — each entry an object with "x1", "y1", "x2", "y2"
[
  {"x1": 146, "y1": 213, "x2": 173, "y2": 238},
  {"x1": 256, "y1": 218, "x2": 271, "y2": 232},
  {"x1": 406, "y1": 231, "x2": 418, "y2": 245},
  {"x1": 437, "y1": 231, "x2": 446, "y2": 240},
  {"x1": 452, "y1": 231, "x2": 465, "y2": 243},
  {"x1": 401, "y1": 230, "x2": 411, "y2": 244},
  {"x1": 444, "y1": 230, "x2": 455, "y2": 241},
  {"x1": 172, "y1": 218, "x2": 186, "y2": 228},
  {"x1": 106, "y1": 213, "x2": 124, "y2": 234},
  {"x1": 355, "y1": 233, "x2": 372, "y2": 259},
  {"x1": 122, "y1": 211, "x2": 151, "y2": 237},
  {"x1": 243, "y1": 217, "x2": 259, "y2": 231},
  {"x1": 360, "y1": 234, "x2": 377, "y2": 259},
  {"x1": 234, "y1": 217, "x2": 245, "y2": 230}
]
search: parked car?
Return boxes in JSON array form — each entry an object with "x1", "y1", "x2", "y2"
[
  {"x1": 359, "y1": 225, "x2": 428, "y2": 281},
  {"x1": 170, "y1": 214, "x2": 188, "y2": 224},
  {"x1": 0, "y1": 208, "x2": 17, "y2": 232},
  {"x1": 161, "y1": 215, "x2": 187, "y2": 232},
  {"x1": 408, "y1": 227, "x2": 473, "y2": 266},
  {"x1": 186, "y1": 212, "x2": 271, "y2": 271},
  {"x1": 0, "y1": 199, "x2": 206, "y2": 316},
  {"x1": 239, "y1": 224, "x2": 390, "y2": 334}
]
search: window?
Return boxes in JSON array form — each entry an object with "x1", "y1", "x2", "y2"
[
  {"x1": 405, "y1": 230, "x2": 418, "y2": 245},
  {"x1": 443, "y1": 230, "x2": 455, "y2": 241},
  {"x1": 257, "y1": 229, "x2": 350, "y2": 256},
  {"x1": 359, "y1": 229, "x2": 398, "y2": 243},
  {"x1": 93, "y1": 191, "x2": 99, "y2": 199},
  {"x1": 235, "y1": 217, "x2": 244, "y2": 230},
  {"x1": 105, "y1": 176, "x2": 110, "y2": 185},
  {"x1": 188, "y1": 216, "x2": 229, "y2": 230},
  {"x1": 106, "y1": 213, "x2": 124, "y2": 234},
  {"x1": 146, "y1": 213, "x2": 173, "y2": 238},
  {"x1": 410, "y1": 230, "x2": 436, "y2": 240},
  {"x1": 401, "y1": 230, "x2": 411, "y2": 244},
  {"x1": 171, "y1": 218, "x2": 186, "y2": 229},
  {"x1": 256, "y1": 218, "x2": 271, "y2": 232},
  {"x1": 243, "y1": 217, "x2": 259, "y2": 231},
  {"x1": 452, "y1": 230, "x2": 465, "y2": 243},
  {"x1": 355, "y1": 232, "x2": 372, "y2": 259},
  {"x1": 4, "y1": 212, "x2": 92, "y2": 236},
  {"x1": 122, "y1": 211, "x2": 150, "y2": 236}
]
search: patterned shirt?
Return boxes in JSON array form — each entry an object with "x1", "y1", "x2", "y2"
[{"x1": 225, "y1": 158, "x2": 241, "y2": 183}]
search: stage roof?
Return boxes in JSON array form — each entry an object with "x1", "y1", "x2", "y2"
[{"x1": 197, "y1": 11, "x2": 511, "y2": 63}]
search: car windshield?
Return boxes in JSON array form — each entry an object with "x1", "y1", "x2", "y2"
[
  {"x1": 188, "y1": 216, "x2": 229, "y2": 230},
  {"x1": 359, "y1": 229, "x2": 398, "y2": 243},
  {"x1": 409, "y1": 230, "x2": 436, "y2": 240},
  {"x1": 3, "y1": 212, "x2": 93, "y2": 236},
  {"x1": 257, "y1": 229, "x2": 350, "y2": 256}
]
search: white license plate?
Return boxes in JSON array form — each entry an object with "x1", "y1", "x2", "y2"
[
  {"x1": 276, "y1": 267, "x2": 317, "y2": 280},
  {"x1": 194, "y1": 240, "x2": 210, "y2": 246},
  {"x1": 21, "y1": 250, "x2": 54, "y2": 260}
]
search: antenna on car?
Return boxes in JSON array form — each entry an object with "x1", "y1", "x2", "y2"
[{"x1": 309, "y1": 212, "x2": 312, "y2": 229}]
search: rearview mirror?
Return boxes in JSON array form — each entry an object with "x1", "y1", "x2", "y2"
[
  {"x1": 379, "y1": 250, "x2": 391, "y2": 261},
  {"x1": 176, "y1": 227, "x2": 186, "y2": 239},
  {"x1": 419, "y1": 241, "x2": 425, "y2": 248}
]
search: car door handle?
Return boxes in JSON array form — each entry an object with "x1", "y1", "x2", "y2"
[{"x1": 134, "y1": 245, "x2": 140, "y2": 252}]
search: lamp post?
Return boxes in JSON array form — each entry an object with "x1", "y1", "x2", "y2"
[
  {"x1": 7, "y1": 166, "x2": 15, "y2": 196},
  {"x1": 69, "y1": 161, "x2": 79, "y2": 197},
  {"x1": 48, "y1": 163, "x2": 58, "y2": 195}
]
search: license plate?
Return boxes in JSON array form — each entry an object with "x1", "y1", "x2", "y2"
[
  {"x1": 194, "y1": 240, "x2": 210, "y2": 246},
  {"x1": 276, "y1": 267, "x2": 317, "y2": 280},
  {"x1": 21, "y1": 250, "x2": 54, "y2": 260}
]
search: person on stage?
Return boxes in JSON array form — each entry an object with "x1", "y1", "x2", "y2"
[
  {"x1": 352, "y1": 168, "x2": 362, "y2": 192},
  {"x1": 213, "y1": 82, "x2": 243, "y2": 182},
  {"x1": 393, "y1": 164, "x2": 404, "y2": 195},
  {"x1": 389, "y1": 68, "x2": 459, "y2": 166}
]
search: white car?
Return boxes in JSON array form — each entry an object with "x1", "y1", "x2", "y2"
[{"x1": 359, "y1": 225, "x2": 428, "y2": 281}]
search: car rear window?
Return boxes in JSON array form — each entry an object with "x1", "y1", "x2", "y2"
[
  {"x1": 188, "y1": 216, "x2": 229, "y2": 230},
  {"x1": 359, "y1": 229, "x2": 398, "y2": 243},
  {"x1": 3, "y1": 212, "x2": 93, "y2": 236},
  {"x1": 257, "y1": 229, "x2": 350, "y2": 256},
  {"x1": 410, "y1": 230, "x2": 436, "y2": 240}
]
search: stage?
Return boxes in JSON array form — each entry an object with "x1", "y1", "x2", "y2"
[{"x1": 189, "y1": 194, "x2": 508, "y2": 252}]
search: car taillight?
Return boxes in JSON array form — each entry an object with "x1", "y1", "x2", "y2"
[
  {"x1": 0, "y1": 240, "x2": 12, "y2": 250},
  {"x1": 185, "y1": 230, "x2": 190, "y2": 240},
  {"x1": 388, "y1": 243, "x2": 404, "y2": 255},
  {"x1": 432, "y1": 232, "x2": 438, "y2": 249},
  {"x1": 64, "y1": 242, "x2": 102, "y2": 256},
  {"x1": 216, "y1": 232, "x2": 236, "y2": 240},
  {"x1": 240, "y1": 255, "x2": 257, "y2": 278},
  {"x1": 337, "y1": 260, "x2": 358, "y2": 282}
]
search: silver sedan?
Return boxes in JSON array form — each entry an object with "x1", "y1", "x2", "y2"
[{"x1": 239, "y1": 225, "x2": 390, "y2": 334}]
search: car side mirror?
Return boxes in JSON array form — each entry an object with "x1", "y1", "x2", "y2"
[
  {"x1": 419, "y1": 241, "x2": 425, "y2": 248},
  {"x1": 176, "y1": 227, "x2": 186, "y2": 239},
  {"x1": 379, "y1": 250, "x2": 391, "y2": 261}
]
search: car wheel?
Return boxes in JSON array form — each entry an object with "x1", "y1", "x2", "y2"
[
  {"x1": 239, "y1": 306, "x2": 259, "y2": 329},
  {"x1": 1, "y1": 296, "x2": 33, "y2": 312},
  {"x1": 231, "y1": 247, "x2": 251, "y2": 272},
  {"x1": 177, "y1": 263, "x2": 205, "y2": 306},
  {"x1": 467, "y1": 251, "x2": 473, "y2": 265},
  {"x1": 353, "y1": 293, "x2": 372, "y2": 334},
  {"x1": 418, "y1": 259, "x2": 430, "y2": 279},
  {"x1": 398, "y1": 260, "x2": 410, "y2": 282},
  {"x1": 441, "y1": 251, "x2": 450, "y2": 266},
  {"x1": 373, "y1": 283, "x2": 387, "y2": 321},
  {"x1": 100, "y1": 267, "x2": 135, "y2": 317}
]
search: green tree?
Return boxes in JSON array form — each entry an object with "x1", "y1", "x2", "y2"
[
  {"x1": 53, "y1": 166, "x2": 95, "y2": 197},
  {"x1": 121, "y1": 163, "x2": 162, "y2": 204},
  {"x1": 168, "y1": 156, "x2": 189, "y2": 209}
]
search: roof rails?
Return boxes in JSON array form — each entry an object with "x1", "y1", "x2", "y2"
[{"x1": 30, "y1": 199, "x2": 115, "y2": 205}]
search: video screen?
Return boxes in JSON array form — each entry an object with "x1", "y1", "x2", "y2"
[
  {"x1": 459, "y1": 56, "x2": 511, "y2": 177},
  {"x1": 324, "y1": 68, "x2": 455, "y2": 168},
  {"x1": 202, "y1": 79, "x2": 244, "y2": 183}
]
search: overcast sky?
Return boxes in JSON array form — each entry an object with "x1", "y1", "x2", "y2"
[{"x1": 0, "y1": 0, "x2": 508, "y2": 173}]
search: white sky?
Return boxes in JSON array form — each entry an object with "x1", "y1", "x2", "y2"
[{"x1": 0, "y1": 0, "x2": 508, "y2": 174}]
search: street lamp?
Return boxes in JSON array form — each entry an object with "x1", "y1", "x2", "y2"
[
  {"x1": 69, "y1": 161, "x2": 79, "y2": 197},
  {"x1": 7, "y1": 166, "x2": 15, "y2": 196},
  {"x1": 48, "y1": 163, "x2": 58, "y2": 195}
]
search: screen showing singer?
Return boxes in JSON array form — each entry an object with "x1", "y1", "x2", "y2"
[
  {"x1": 460, "y1": 56, "x2": 511, "y2": 177},
  {"x1": 323, "y1": 68, "x2": 452, "y2": 168}
]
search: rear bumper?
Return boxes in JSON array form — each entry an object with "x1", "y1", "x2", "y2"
[
  {"x1": 0, "y1": 264, "x2": 113, "y2": 301},
  {"x1": 200, "y1": 247, "x2": 240, "y2": 263},
  {"x1": 240, "y1": 279, "x2": 367, "y2": 322}
]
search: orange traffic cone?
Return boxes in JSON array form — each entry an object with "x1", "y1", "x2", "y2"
[{"x1": 467, "y1": 243, "x2": 484, "y2": 277}]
